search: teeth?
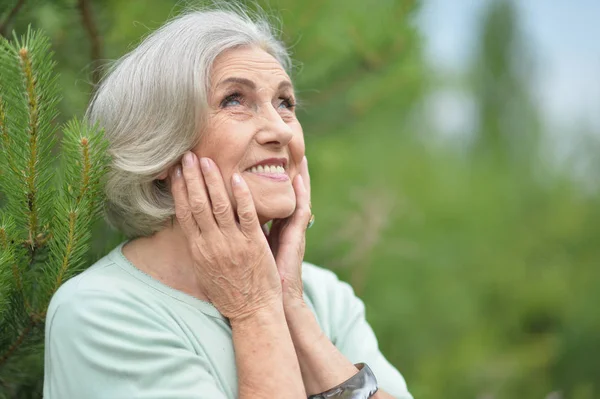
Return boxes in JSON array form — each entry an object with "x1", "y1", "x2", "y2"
[{"x1": 248, "y1": 165, "x2": 286, "y2": 174}]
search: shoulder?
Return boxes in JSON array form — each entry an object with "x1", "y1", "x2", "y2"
[
  {"x1": 301, "y1": 262, "x2": 363, "y2": 340},
  {"x1": 43, "y1": 249, "x2": 228, "y2": 398},
  {"x1": 301, "y1": 260, "x2": 358, "y2": 296},
  {"x1": 45, "y1": 249, "x2": 174, "y2": 343},
  {"x1": 302, "y1": 263, "x2": 413, "y2": 398},
  {"x1": 301, "y1": 261, "x2": 342, "y2": 287},
  {"x1": 47, "y1": 252, "x2": 146, "y2": 318},
  {"x1": 302, "y1": 261, "x2": 353, "y2": 309}
]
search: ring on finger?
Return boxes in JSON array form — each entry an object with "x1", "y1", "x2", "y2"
[{"x1": 307, "y1": 213, "x2": 315, "y2": 229}]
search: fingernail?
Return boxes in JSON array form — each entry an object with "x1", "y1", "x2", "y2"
[
  {"x1": 200, "y1": 157, "x2": 211, "y2": 172},
  {"x1": 184, "y1": 152, "x2": 195, "y2": 166},
  {"x1": 232, "y1": 173, "x2": 241, "y2": 185},
  {"x1": 175, "y1": 165, "x2": 182, "y2": 178}
]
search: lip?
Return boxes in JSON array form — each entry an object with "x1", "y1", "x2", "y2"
[
  {"x1": 246, "y1": 157, "x2": 288, "y2": 170},
  {"x1": 245, "y1": 172, "x2": 289, "y2": 182},
  {"x1": 244, "y1": 157, "x2": 290, "y2": 182}
]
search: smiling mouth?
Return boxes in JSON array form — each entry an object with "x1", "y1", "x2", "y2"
[
  {"x1": 248, "y1": 164, "x2": 285, "y2": 174},
  {"x1": 243, "y1": 156, "x2": 289, "y2": 181},
  {"x1": 244, "y1": 161, "x2": 289, "y2": 181}
]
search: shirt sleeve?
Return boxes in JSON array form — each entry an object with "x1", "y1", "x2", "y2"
[
  {"x1": 43, "y1": 289, "x2": 227, "y2": 399},
  {"x1": 303, "y1": 263, "x2": 413, "y2": 399}
]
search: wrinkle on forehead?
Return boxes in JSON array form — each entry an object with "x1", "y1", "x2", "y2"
[{"x1": 210, "y1": 47, "x2": 293, "y2": 93}]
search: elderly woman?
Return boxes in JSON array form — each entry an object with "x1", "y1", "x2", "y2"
[{"x1": 43, "y1": 6, "x2": 412, "y2": 399}]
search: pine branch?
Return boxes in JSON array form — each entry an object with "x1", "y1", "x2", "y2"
[
  {"x1": 0, "y1": 28, "x2": 61, "y2": 383},
  {"x1": 0, "y1": 215, "x2": 35, "y2": 377},
  {"x1": 0, "y1": 250, "x2": 13, "y2": 314},
  {"x1": 0, "y1": 28, "x2": 59, "y2": 247},
  {"x1": 2, "y1": 220, "x2": 29, "y2": 314},
  {"x1": 0, "y1": 215, "x2": 11, "y2": 249},
  {"x1": 0, "y1": 282, "x2": 33, "y2": 372},
  {"x1": 0, "y1": 94, "x2": 5, "y2": 183},
  {"x1": 0, "y1": 28, "x2": 110, "y2": 393},
  {"x1": 18, "y1": 46, "x2": 40, "y2": 247},
  {"x1": 0, "y1": 316, "x2": 34, "y2": 367},
  {"x1": 77, "y1": 137, "x2": 91, "y2": 204},
  {"x1": 52, "y1": 136, "x2": 91, "y2": 291},
  {"x1": 53, "y1": 210, "x2": 78, "y2": 290},
  {"x1": 0, "y1": 67, "x2": 22, "y2": 190},
  {"x1": 43, "y1": 120, "x2": 109, "y2": 307},
  {"x1": 0, "y1": 214, "x2": 28, "y2": 316}
]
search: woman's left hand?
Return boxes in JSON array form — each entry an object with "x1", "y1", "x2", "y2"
[{"x1": 265, "y1": 156, "x2": 312, "y2": 306}]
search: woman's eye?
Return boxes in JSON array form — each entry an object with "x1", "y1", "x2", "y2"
[
  {"x1": 278, "y1": 97, "x2": 296, "y2": 110},
  {"x1": 221, "y1": 93, "x2": 243, "y2": 108}
]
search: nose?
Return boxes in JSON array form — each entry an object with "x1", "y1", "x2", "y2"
[{"x1": 254, "y1": 102, "x2": 294, "y2": 148}]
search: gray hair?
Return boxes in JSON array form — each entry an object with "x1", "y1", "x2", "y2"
[{"x1": 87, "y1": 4, "x2": 292, "y2": 238}]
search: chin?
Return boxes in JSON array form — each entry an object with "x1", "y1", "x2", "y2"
[{"x1": 255, "y1": 199, "x2": 296, "y2": 224}]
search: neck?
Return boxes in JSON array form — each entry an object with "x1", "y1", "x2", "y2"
[{"x1": 122, "y1": 220, "x2": 208, "y2": 302}]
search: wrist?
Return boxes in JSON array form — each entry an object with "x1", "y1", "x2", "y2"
[
  {"x1": 229, "y1": 296, "x2": 285, "y2": 329},
  {"x1": 283, "y1": 301, "x2": 363, "y2": 396},
  {"x1": 284, "y1": 299, "x2": 326, "y2": 349},
  {"x1": 282, "y1": 292, "x2": 307, "y2": 312},
  {"x1": 281, "y1": 280, "x2": 304, "y2": 303}
]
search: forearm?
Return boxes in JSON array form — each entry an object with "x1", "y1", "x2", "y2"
[
  {"x1": 230, "y1": 301, "x2": 306, "y2": 399},
  {"x1": 283, "y1": 300, "x2": 357, "y2": 395},
  {"x1": 284, "y1": 300, "x2": 394, "y2": 398}
]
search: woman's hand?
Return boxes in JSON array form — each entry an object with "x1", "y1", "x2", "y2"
[
  {"x1": 265, "y1": 156, "x2": 312, "y2": 306},
  {"x1": 170, "y1": 152, "x2": 282, "y2": 321}
]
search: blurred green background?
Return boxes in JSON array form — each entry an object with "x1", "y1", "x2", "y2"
[{"x1": 2, "y1": 0, "x2": 599, "y2": 397}]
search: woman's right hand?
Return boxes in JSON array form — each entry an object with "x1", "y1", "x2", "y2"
[{"x1": 170, "y1": 152, "x2": 282, "y2": 321}]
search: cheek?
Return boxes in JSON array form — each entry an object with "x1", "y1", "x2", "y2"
[
  {"x1": 290, "y1": 122, "x2": 305, "y2": 156},
  {"x1": 196, "y1": 119, "x2": 253, "y2": 171},
  {"x1": 192, "y1": 127, "x2": 256, "y2": 203},
  {"x1": 289, "y1": 132, "x2": 305, "y2": 177}
]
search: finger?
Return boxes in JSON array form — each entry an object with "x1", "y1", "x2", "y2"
[
  {"x1": 272, "y1": 176, "x2": 310, "y2": 268},
  {"x1": 170, "y1": 165, "x2": 201, "y2": 240},
  {"x1": 284, "y1": 174, "x2": 312, "y2": 239},
  {"x1": 200, "y1": 157, "x2": 236, "y2": 230},
  {"x1": 299, "y1": 156, "x2": 311, "y2": 200},
  {"x1": 231, "y1": 173, "x2": 262, "y2": 236},
  {"x1": 181, "y1": 151, "x2": 216, "y2": 232},
  {"x1": 268, "y1": 218, "x2": 287, "y2": 253}
]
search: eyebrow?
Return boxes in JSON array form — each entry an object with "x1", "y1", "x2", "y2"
[{"x1": 218, "y1": 77, "x2": 293, "y2": 91}]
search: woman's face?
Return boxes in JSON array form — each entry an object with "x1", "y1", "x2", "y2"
[{"x1": 192, "y1": 46, "x2": 304, "y2": 224}]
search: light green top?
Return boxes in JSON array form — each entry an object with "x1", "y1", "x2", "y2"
[{"x1": 43, "y1": 241, "x2": 412, "y2": 399}]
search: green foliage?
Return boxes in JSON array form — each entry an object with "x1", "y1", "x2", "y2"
[
  {"x1": 471, "y1": 0, "x2": 540, "y2": 166},
  {"x1": 0, "y1": 27, "x2": 109, "y2": 397},
  {"x1": 0, "y1": 0, "x2": 598, "y2": 398},
  {"x1": 0, "y1": 28, "x2": 59, "y2": 248}
]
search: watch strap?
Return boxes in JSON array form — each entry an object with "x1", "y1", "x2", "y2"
[{"x1": 308, "y1": 363, "x2": 378, "y2": 399}]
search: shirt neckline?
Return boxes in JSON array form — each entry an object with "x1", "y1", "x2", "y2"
[{"x1": 108, "y1": 240, "x2": 226, "y2": 320}]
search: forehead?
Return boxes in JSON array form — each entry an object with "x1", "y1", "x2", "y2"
[{"x1": 211, "y1": 46, "x2": 291, "y2": 88}]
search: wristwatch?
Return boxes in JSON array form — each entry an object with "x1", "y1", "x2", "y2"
[{"x1": 308, "y1": 363, "x2": 378, "y2": 399}]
